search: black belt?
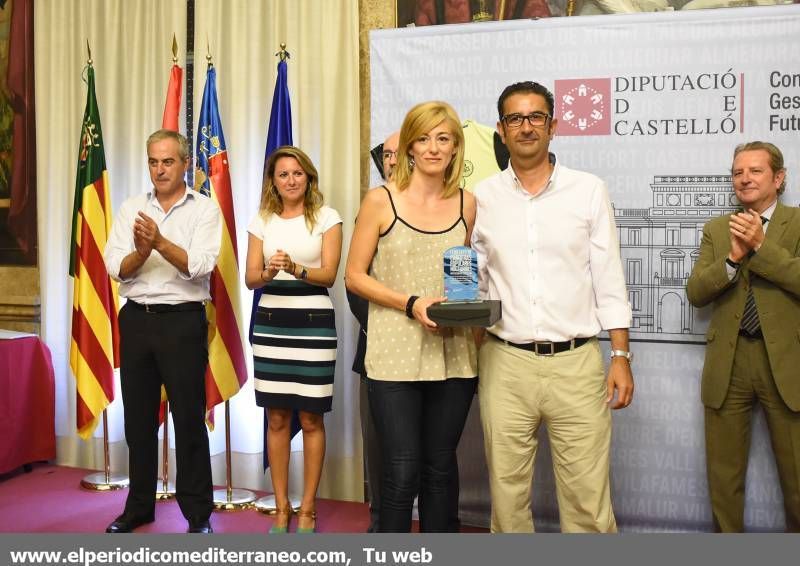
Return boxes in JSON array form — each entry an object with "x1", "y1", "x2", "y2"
[
  {"x1": 738, "y1": 328, "x2": 763, "y2": 339},
  {"x1": 490, "y1": 334, "x2": 591, "y2": 356},
  {"x1": 127, "y1": 301, "x2": 204, "y2": 314}
]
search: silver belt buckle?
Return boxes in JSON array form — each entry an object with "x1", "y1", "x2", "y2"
[{"x1": 535, "y1": 341, "x2": 555, "y2": 356}]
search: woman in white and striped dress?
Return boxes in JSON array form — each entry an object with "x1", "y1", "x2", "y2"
[{"x1": 245, "y1": 146, "x2": 343, "y2": 533}]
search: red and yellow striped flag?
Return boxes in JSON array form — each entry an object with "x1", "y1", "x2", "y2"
[
  {"x1": 196, "y1": 63, "x2": 248, "y2": 422},
  {"x1": 69, "y1": 64, "x2": 120, "y2": 439}
]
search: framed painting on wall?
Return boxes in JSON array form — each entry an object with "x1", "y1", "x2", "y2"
[
  {"x1": 396, "y1": 0, "x2": 554, "y2": 27},
  {"x1": 0, "y1": 0, "x2": 36, "y2": 266}
]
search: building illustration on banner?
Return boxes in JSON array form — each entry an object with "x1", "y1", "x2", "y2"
[
  {"x1": 550, "y1": 78, "x2": 746, "y2": 344},
  {"x1": 614, "y1": 174, "x2": 738, "y2": 344}
]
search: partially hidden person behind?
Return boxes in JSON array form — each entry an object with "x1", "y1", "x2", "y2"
[
  {"x1": 245, "y1": 146, "x2": 343, "y2": 534},
  {"x1": 346, "y1": 101, "x2": 478, "y2": 532},
  {"x1": 103, "y1": 129, "x2": 221, "y2": 534},
  {"x1": 348, "y1": 130, "x2": 398, "y2": 532},
  {"x1": 687, "y1": 141, "x2": 800, "y2": 532}
]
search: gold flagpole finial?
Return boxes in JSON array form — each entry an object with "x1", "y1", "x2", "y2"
[
  {"x1": 206, "y1": 34, "x2": 213, "y2": 65},
  {"x1": 172, "y1": 33, "x2": 179, "y2": 64},
  {"x1": 276, "y1": 43, "x2": 290, "y2": 62},
  {"x1": 497, "y1": 0, "x2": 507, "y2": 20},
  {"x1": 86, "y1": 39, "x2": 93, "y2": 66},
  {"x1": 566, "y1": 0, "x2": 576, "y2": 16}
]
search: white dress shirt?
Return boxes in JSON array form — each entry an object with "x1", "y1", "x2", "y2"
[
  {"x1": 104, "y1": 187, "x2": 222, "y2": 304},
  {"x1": 472, "y1": 159, "x2": 632, "y2": 343}
]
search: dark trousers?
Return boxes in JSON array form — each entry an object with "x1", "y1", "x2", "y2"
[
  {"x1": 118, "y1": 303, "x2": 213, "y2": 522},
  {"x1": 705, "y1": 335, "x2": 800, "y2": 532},
  {"x1": 367, "y1": 377, "x2": 476, "y2": 533},
  {"x1": 360, "y1": 374, "x2": 462, "y2": 532}
]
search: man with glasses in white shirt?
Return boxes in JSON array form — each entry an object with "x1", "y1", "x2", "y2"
[{"x1": 472, "y1": 81, "x2": 634, "y2": 532}]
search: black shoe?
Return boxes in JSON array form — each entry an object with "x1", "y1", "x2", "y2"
[
  {"x1": 187, "y1": 518, "x2": 213, "y2": 534},
  {"x1": 105, "y1": 513, "x2": 155, "y2": 533}
]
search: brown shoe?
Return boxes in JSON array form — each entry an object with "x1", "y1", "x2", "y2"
[{"x1": 296, "y1": 508, "x2": 316, "y2": 534}]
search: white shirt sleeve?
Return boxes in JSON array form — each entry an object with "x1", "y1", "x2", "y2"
[
  {"x1": 180, "y1": 197, "x2": 222, "y2": 280},
  {"x1": 588, "y1": 179, "x2": 632, "y2": 330},
  {"x1": 317, "y1": 206, "x2": 343, "y2": 234},
  {"x1": 247, "y1": 212, "x2": 266, "y2": 239}
]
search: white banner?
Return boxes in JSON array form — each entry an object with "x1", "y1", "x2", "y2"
[{"x1": 370, "y1": 6, "x2": 800, "y2": 531}]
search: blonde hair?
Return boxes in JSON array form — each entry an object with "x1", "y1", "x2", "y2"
[
  {"x1": 393, "y1": 101, "x2": 464, "y2": 199},
  {"x1": 260, "y1": 146, "x2": 324, "y2": 230},
  {"x1": 733, "y1": 141, "x2": 787, "y2": 195}
]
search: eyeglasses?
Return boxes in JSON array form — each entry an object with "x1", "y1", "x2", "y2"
[
  {"x1": 501, "y1": 112, "x2": 551, "y2": 129},
  {"x1": 382, "y1": 150, "x2": 398, "y2": 160}
]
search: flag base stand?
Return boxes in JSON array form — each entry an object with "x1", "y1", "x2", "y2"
[
  {"x1": 253, "y1": 495, "x2": 301, "y2": 514},
  {"x1": 80, "y1": 472, "x2": 129, "y2": 491},
  {"x1": 80, "y1": 412, "x2": 128, "y2": 491},
  {"x1": 156, "y1": 481, "x2": 176, "y2": 500},
  {"x1": 213, "y1": 488, "x2": 257, "y2": 510}
]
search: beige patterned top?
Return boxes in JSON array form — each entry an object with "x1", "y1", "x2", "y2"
[{"x1": 365, "y1": 189, "x2": 478, "y2": 382}]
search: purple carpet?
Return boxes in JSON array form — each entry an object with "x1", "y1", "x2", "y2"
[
  {"x1": 0, "y1": 464, "x2": 486, "y2": 533},
  {"x1": 0, "y1": 464, "x2": 368, "y2": 533}
]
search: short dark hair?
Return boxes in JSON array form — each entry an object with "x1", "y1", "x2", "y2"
[{"x1": 497, "y1": 81, "x2": 554, "y2": 119}]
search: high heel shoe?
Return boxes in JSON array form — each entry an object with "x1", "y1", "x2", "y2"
[
  {"x1": 295, "y1": 509, "x2": 316, "y2": 534},
  {"x1": 269, "y1": 506, "x2": 294, "y2": 534}
]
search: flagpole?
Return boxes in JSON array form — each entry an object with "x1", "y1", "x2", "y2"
[
  {"x1": 213, "y1": 401, "x2": 257, "y2": 510},
  {"x1": 81, "y1": 410, "x2": 129, "y2": 490},
  {"x1": 75, "y1": 41, "x2": 127, "y2": 492},
  {"x1": 155, "y1": 36, "x2": 179, "y2": 500},
  {"x1": 155, "y1": 400, "x2": 175, "y2": 499},
  {"x1": 251, "y1": 43, "x2": 300, "y2": 516},
  {"x1": 195, "y1": 46, "x2": 254, "y2": 510},
  {"x1": 567, "y1": 1, "x2": 576, "y2": 16}
]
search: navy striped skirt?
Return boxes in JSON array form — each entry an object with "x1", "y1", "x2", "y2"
[{"x1": 252, "y1": 280, "x2": 337, "y2": 414}]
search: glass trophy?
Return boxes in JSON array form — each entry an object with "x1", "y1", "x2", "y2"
[{"x1": 426, "y1": 246, "x2": 501, "y2": 327}]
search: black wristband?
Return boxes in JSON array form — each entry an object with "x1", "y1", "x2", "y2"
[
  {"x1": 725, "y1": 258, "x2": 740, "y2": 269},
  {"x1": 405, "y1": 295, "x2": 419, "y2": 319}
]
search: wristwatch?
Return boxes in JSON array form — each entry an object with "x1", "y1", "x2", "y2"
[
  {"x1": 299, "y1": 267, "x2": 309, "y2": 280},
  {"x1": 610, "y1": 349, "x2": 633, "y2": 363}
]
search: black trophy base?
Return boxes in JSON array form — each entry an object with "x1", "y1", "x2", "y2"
[{"x1": 427, "y1": 300, "x2": 502, "y2": 328}]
